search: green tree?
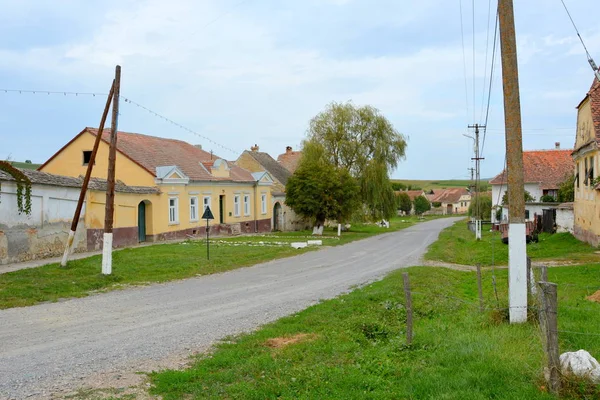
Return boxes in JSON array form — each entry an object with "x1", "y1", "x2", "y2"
[
  {"x1": 557, "y1": 175, "x2": 575, "y2": 202},
  {"x1": 413, "y1": 195, "x2": 431, "y2": 215},
  {"x1": 306, "y1": 101, "x2": 407, "y2": 220},
  {"x1": 285, "y1": 142, "x2": 360, "y2": 234},
  {"x1": 468, "y1": 194, "x2": 492, "y2": 220},
  {"x1": 540, "y1": 194, "x2": 556, "y2": 203},
  {"x1": 391, "y1": 182, "x2": 407, "y2": 191},
  {"x1": 501, "y1": 190, "x2": 535, "y2": 205},
  {"x1": 396, "y1": 192, "x2": 412, "y2": 215}
]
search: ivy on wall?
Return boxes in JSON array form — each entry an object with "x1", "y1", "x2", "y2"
[{"x1": 0, "y1": 161, "x2": 32, "y2": 215}]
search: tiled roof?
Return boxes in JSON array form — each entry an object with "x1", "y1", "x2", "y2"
[
  {"x1": 395, "y1": 190, "x2": 425, "y2": 201},
  {"x1": 246, "y1": 151, "x2": 291, "y2": 185},
  {"x1": 86, "y1": 128, "x2": 255, "y2": 183},
  {"x1": 587, "y1": 75, "x2": 600, "y2": 146},
  {"x1": 489, "y1": 149, "x2": 573, "y2": 190},
  {"x1": 432, "y1": 188, "x2": 470, "y2": 204},
  {"x1": 0, "y1": 168, "x2": 160, "y2": 194},
  {"x1": 277, "y1": 148, "x2": 302, "y2": 173}
]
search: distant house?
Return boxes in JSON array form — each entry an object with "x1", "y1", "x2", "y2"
[
  {"x1": 432, "y1": 188, "x2": 471, "y2": 215},
  {"x1": 235, "y1": 145, "x2": 308, "y2": 231},
  {"x1": 489, "y1": 146, "x2": 573, "y2": 223},
  {"x1": 395, "y1": 190, "x2": 426, "y2": 215},
  {"x1": 39, "y1": 128, "x2": 274, "y2": 249},
  {"x1": 572, "y1": 73, "x2": 600, "y2": 245},
  {"x1": 277, "y1": 146, "x2": 302, "y2": 173},
  {"x1": 0, "y1": 168, "x2": 158, "y2": 265}
]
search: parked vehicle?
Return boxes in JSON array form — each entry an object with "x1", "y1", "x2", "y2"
[{"x1": 499, "y1": 221, "x2": 538, "y2": 244}]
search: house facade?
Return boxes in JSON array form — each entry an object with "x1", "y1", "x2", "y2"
[
  {"x1": 39, "y1": 128, "x2": 274, "y2": 248},
  {"x1": 0, "y1": 168, "x2": 158, "y2": 264},
  {"x1": 489, "y1": 147, "x2": 573, "y2": 223},
  {"x1": 572, "y1": 75, "x2": 600, "y2": 245},
  {"x1": 235, "y1": 145, "x2": 308, "y2": 231},
  {"x1": 432, "y1": 188, "x2": 471, "y2": 215}
]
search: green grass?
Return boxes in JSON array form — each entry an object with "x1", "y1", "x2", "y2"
[
  {"x1": 9, "y1": 161, "x2": 41, "y2": 170},
  {"x1": 392, "y1": 179, "x2": 489, "y2": 191},
  {"x1": 425, "y1": 219, "x2": 599, "y2": 266},
  {"x1": 149, "y1": 265, "x2": 600, "y2": 399},
  {"x1": 0, "y1": 216, "x2": 432, "y2": 310}
]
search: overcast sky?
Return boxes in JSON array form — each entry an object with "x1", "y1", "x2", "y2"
[{"x1": 1, "y1": 0, "x2": 599, "y2": 180}]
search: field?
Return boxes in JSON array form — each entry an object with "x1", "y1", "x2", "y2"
[
  {"x1": 150, "y1": 265, "x2": 600, "y2": 399},
  {"x1": 8, "y1": 161, "x2": 41, "y2": 170},
  {"x1": 391, "y1": 179, "x2": 489, "y2": 191}
]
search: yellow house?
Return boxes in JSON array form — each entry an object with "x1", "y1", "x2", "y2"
[
  {"x1": 40, "y1": 128, "x2": 274, "y2": 248},
  {"x1": 573, "y1": 75, "x2": 600, "y2": 245},
  {"x1": 432, "y1": 188, "x2": 471, "y2": 215}
]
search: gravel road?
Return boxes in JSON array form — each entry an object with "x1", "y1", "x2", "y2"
[{"x1": 0, "y1": 217, "x2": 460, "y2": 399}]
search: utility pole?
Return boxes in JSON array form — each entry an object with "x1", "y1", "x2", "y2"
[
  {"x1": 467, "y1": 124, "x2": 485, "y2": 240},
  {"x1": 60, "y1": 82, "x2": 115, "y2": 267},
  {"x1": 498, "y1": 0, "x2": 527, "y2": 323},
  {"x1": 102, "y1": 65, "x2": 121, "y2": 275}
]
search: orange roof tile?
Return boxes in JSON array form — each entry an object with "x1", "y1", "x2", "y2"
[
  {"x1": 86, "y1": 128, "x2": 255, "y2": 183},
  {"x1": 277, "y1": 146, "x2": 302, "y2": 173},
  {"x1": 395, "y1": 190, "x2": 426, "y2": 201},
  {"x1": 489, "y1": 149, "x2": 573, "y2": 190},
  {"x1": 432, "y1": 188, "x2": 470, "y2": 204}
]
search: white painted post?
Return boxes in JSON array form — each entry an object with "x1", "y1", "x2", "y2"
[
  {"x1": 60, "y1": 230, "x2": 76, "y2": 267},
  {"x1": 337, "y1": 223, "x2": 341, "y2": 237},
  {"x1": 101, "y1": 233, "x2": 113, "y2": 275},
  {"x1": 509, "y1": 223, "x2": 528, "y2": 323}
]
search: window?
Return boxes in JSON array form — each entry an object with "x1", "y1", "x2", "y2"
[
  {"x1": 190, "y1": 197, "x2": 198, "y2": 221},
  {"x1": 169, "y1": 197, "x2": 179, "y2": 224},
  {"x1": 83, "y1": 151, "x2": 93, "y2": 165},
  {"x1": 261, "y1": 194, "x2": 267, "y2": 214},
  {"x1": 203, "y1": 196, "x2": 211, "y2": 213},
  {"x1": 590, "y1": 156, "x2": 595, "y2": 185},
  {"x1": 585, "y1": 158, "x2": 589, "y2": 186},
  {"x1": 234, "y1": 195, "x2": 240, "y2": 217},
  {"x1": 243, "y1": 194, "x2": 250, "y2": 216}
]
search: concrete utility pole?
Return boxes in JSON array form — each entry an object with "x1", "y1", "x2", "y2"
[
  {"x1": 102, "y1": 65, "x2": 121, "y2": 275},
  {"x1": 468, "y1": 123, "x2": 485, "y2": 240},
  {"x1": 60, "y1": 82, "x2": 115, "y2": 267},
  {"x1": 498, "y1": 0, "x2": 527, "y2": 323}
]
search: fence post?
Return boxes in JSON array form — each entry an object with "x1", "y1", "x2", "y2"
[
  {"x1": 402, "y1": 273, "x2": 413, "y2": 346},
  {"x1": 477, "y1": 264, "x2": 484, "y2": 312},
  {"x1": 541, "y1": 265, "x2": 548, "y2": 282},
  {"x1": 527, "y1": 257, "x2": 537, "y2": 296},
  {"x1": 538, "y1": 281, "x2": 561, "y2": 394}
]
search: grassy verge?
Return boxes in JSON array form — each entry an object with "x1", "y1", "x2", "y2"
[
  {"x1": 0, "y1": 216, "x2": 432, "y2": 310},
  {"x1": 150, "y1": 265, "x2": 600, "y2": 399},
  {"x1": 425, "y1": 219, "x2": 599, "y2": 266}
]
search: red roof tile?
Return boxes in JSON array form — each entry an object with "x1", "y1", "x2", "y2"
[
  {"x1": 87, "y1": 128, "x2": 255, "y2": 183},
  {"x1": 489, "y1": 149, "x2": 573, "y2": 190},
  {"x1": 590, "y1": 76, "x2": 600, "y2": 145},
  {"x1": 395, "y1": 190, "x2": 426, "y2": 201},
  {"x1": 277, "y1": 147, "x2": 302, "y2": 173},
  {"x1": 432, "y1": 188, "x2": 470, "y2": 204}
]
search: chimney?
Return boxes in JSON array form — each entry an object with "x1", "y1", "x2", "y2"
[
  {"x1": 555, "y1": 142, "x2": 560, "y2": 150},
  {"x1": 194, "y1": 144, "x2": 202, "y2": 150},
  {"x1": 251, "y1": 144, "x2": 259, "y2": 152},
  {"x1": 286, "y1": 146, "x2": 292, "y2": 153}
]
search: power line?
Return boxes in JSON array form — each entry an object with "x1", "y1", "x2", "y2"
[
  {"x1": 0, "y1": 88, "x2": 241, "y2": 156},
  {"x1": 479, "y1": 0, "x2": 494, "y2": 123},
  {"x1": 459, "y1": 0, "x2": 470, "y2": 122},
  {"x1": 121, "y1": 97, "x2": 240, "y2": 155},
  {"x1": 559, "y1": 0, "x2": 600, "y2": 81},
  {"x1": 481, "y1": 10, "x2": 499, "y2": 157},
  {"x1": 472, "y1": 0, "x2": 476, "y2": 123}
]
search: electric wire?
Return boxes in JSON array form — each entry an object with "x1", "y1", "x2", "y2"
[
  {"x1": 559, "y1": 0, "x2": 595, "y2": 60},
  {"x1": 480, "y1": 10, "x2": 499, "y2": 157},
  {"x1": 459, "y1": 0, "x2": 470, "y2": 122},
  {"x1": 479, "y1": 0, "x2": 494, "y2": 123}
]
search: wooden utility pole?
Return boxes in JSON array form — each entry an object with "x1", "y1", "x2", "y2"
[
  {"x1": 538, "y1": 281, "x2": 561, "y2": 394},
  {"x1": 60, "y1": 82, "x2": 115, "y2": 267},
  {"x1": 102, "y1": 65, "x2": 121, "y2": 275},
  {"x1": 498, "y1": 0, "x2": 527, "y2": 323}
]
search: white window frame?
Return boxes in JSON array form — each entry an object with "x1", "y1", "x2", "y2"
[
  {"x1": 190, "y1": 196, "x2": 199, "y2": 222},
  {"x1": 243, "y1": 194, "x2": 250, "y2": 216},
  {"x1": 261, "y1": 193, "x2": 267, "y2": 214},
  {"x1": 203, "y1": 195, "x2": 211, "y2": 213},
  {"x1": 169, "y1": 197, "x2": 179, "y2": 224},
  {"x1": 234, "y1": 195, "x2": 240, "y2": 217}
]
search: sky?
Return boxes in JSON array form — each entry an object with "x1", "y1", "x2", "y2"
[{"x1": 0, "y1": 0, "x2": 599, "y2": 180}]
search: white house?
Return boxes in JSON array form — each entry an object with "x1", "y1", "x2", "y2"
[{"x1": 489, "y1": 146, "x2": 573, "y2": 223}]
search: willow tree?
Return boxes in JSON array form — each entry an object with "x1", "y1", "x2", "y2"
[{"x1": 307, "y1": 101, "x2": 407, "y2": 220}]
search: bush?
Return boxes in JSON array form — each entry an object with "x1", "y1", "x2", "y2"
[
  {"x1": 413, "y1": 195, "x2": 431, "y2": 215},
  {"x1": 540, "y1": 194, "x2": 556, "y2": 203},
  {"x1": 432, "y1": 201, "x2": 442, "y2": 208},
  {"x1": 468, "y1": 194, "x2": 492, "y2": 220}
]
